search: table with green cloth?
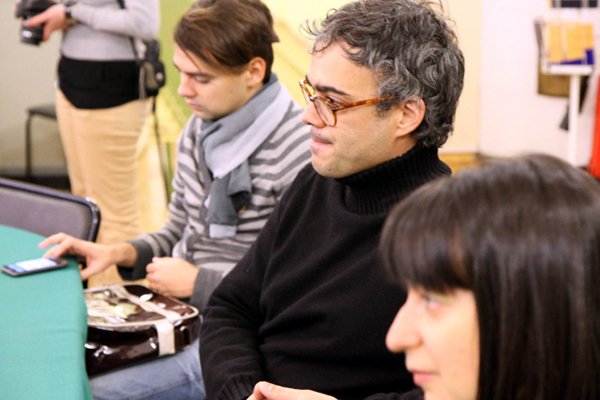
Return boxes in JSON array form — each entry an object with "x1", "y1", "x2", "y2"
[{"x1": 0, "y1": 224, "x2": 92, "y2": 400}]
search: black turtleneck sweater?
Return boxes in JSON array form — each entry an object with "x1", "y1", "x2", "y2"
[{"x1": 201, "y1": 144, "x2": 451, "y2": 400}]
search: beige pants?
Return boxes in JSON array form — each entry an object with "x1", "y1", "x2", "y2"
[{"x1": 56, "y1": 90, "x2": 153, "y2": 286}]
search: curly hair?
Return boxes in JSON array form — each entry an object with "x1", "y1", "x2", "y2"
[{"x1": 303, "y1": 0, "x2": 464, "y2": 147}]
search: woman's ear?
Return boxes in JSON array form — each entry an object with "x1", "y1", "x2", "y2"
[
  {"x1": 396, "y1": 98, "x2": 426, "y2": 136},
  {"x1": 246, "y1": 57, "x2": 267, "y2": 87}
]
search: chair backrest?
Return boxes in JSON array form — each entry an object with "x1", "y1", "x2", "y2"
[{"x1": 0, "y1": 178, "x2": 101, "y2": 241}]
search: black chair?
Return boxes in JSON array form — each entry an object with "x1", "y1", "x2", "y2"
[
  {"x1": 0, "y1": 178, "x2": 100, "y2": 242},
  {"x1": 25, "y1": 103, "x2": 59, "y2": 182}
]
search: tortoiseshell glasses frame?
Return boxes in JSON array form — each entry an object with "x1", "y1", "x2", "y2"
[{"x1": 299, "y1": 79, "x2": 395, "y2": 127}]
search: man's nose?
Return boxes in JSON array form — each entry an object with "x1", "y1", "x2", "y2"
[
  {"x1": 301, "y1": 100, "x2": 326, "y2": 128},
  {"x1": 177, "y1": 74, "x2": 194, "y2": 98}
]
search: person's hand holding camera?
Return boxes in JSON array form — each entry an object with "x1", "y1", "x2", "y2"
[{"x1": 27, "y1": 3, "x2": 70, "y2": 42}]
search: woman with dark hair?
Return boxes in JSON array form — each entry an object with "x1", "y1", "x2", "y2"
[
  {"x1": 381, "y1": 153, "x2": 600, "y2": 400},
  {"x1": 249, "y1": 154, "x2": 600, "y2": 400}
]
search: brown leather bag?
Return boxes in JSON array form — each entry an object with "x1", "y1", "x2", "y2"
[{"x1": 84, "y1": 284, "x2": 200, "y2": 376}]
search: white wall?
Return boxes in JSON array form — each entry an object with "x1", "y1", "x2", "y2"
[
  {"x1": 270, "y1": 0, "x2": 600, "y2": 163},
  {"x1": 443, "y1": 0, "x2": 482, "y2": 153},
  {"x1": 5, "y1": 0, "x2": 593, "y2": 172},
  {"x1": 480, "y1": 0, "x2": 597, "y2": 165},
  {"x1": 0, "y1": 0, "x2": 64, "y2": 176}
]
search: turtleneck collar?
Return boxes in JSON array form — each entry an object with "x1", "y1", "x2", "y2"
[{"x1": 336, "y1": 144, "x2": 451, "y2": 214}]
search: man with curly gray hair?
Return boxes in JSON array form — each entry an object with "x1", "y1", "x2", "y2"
[
  {"x1": 304, "y1": 0, "x2": 464, "y2": 149},
  {"x1": 201, "y1": 1, "x2": 464, "y2": 400}
]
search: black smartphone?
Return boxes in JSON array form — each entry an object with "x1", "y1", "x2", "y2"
[{"x1": 1, "y1": 256, "x2": 68, "y2": 277}]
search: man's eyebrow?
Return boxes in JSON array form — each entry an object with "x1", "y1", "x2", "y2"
[
  {"x1": 173, "y1": 63, "x2": 214, "y2": 79},
  {"x1": 305, "y1": 76, "x2": 349, "y2": 97}
]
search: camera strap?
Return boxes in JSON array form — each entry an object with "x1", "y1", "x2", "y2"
[
  {"x1": 115, "y1": 0, "x2": 144, "y2": 92},
  {"x1": 116, "y1": 0, "x2": 171, "y2": 204}
]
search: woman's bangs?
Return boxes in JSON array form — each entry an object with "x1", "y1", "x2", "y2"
[{"x1": 381, "y1": 182, "x2": 471, "y2": 293}]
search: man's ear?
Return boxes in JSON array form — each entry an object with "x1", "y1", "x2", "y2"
[
  {"x1": 396, "y1": 98, "x2": 425, "y2": 136},
  {"x1": 246, "y1": 57, "x2": 267, "y2": 87}
]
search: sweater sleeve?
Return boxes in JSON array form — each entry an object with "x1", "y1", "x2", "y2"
[
  {"x1": 118, "y1": 181, "x2": 190, "y2": 279},
  {"x1": 200, "y1": 191, "x2": 290, "y2": 400},
  {"x1": 118, "y1": 124, "x2": 194, "y2": 280},
  {"x1": 71, "y1": 0, "x2": 159, "y2": 40}
]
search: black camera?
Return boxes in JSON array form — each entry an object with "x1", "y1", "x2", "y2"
[{"x1": 15, "y1": 0, "x2": 55, "y2": 45}]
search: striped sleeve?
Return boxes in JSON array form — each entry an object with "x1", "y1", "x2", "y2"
[{"x1": 126, "y1": 117, "x2": 207, "y2": 275}]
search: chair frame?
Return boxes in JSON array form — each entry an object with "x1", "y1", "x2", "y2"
[
  {"x1": 0, "y1": 178, "x2": 101, "y2": 242},
  {"x1": 24, "y1": 103, "x2": 59, "y2": 182}
]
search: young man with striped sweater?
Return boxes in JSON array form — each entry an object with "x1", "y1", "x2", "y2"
[{"x1": 40, "y1": 0, "x2": 311, "y2": 398}]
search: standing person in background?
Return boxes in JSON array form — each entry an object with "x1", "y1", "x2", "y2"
[
  {"x1": 40, "y1": 0, "x2": 312, "y2": 398},
  {"x1": 26, "y1": 0, "x2": 160, "y2": 286}
]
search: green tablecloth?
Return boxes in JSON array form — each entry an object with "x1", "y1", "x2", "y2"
[{"x1": 0, "y1": 225, "x2": 92, "y2": 400}]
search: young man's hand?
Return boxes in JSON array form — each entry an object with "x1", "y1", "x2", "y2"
[
  {"x1": 145, "y1": 257, "x2": 198, "y2": 298},
  {"x1": 39, "y1": 233, "x2": 137, "y2": 281}
]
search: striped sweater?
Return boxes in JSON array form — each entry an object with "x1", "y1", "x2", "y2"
[{"x1": 119, "y1": 97, "x2": 311, "y2": 311}]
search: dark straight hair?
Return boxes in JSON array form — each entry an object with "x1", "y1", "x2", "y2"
[
  {"x1": 380, "y1": 154, "x2": 600, "y2": 400},
  {"x1": 174, "y1": 0, "x2": 279, "y2": 84}
]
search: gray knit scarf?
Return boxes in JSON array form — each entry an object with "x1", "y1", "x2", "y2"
[{"x1": 198, "y1": 73, "x2": 292, "y2": 238}]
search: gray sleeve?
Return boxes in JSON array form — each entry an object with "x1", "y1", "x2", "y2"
[
  {"x1": 117, "y1": 119, "x2": 200, "y2": 281},
  {"x1": 71, "y1": 0, "x2": 159, "y2": 40},
  {"x1": 117, "y1": 239, "x2": 154, "y2": 281},
  {"x1": 116, "y1": 158, "x2": 189, "y2": 280},
  {"x1": 189, "y1": 267, "x2": 227, "y2": 313}
]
